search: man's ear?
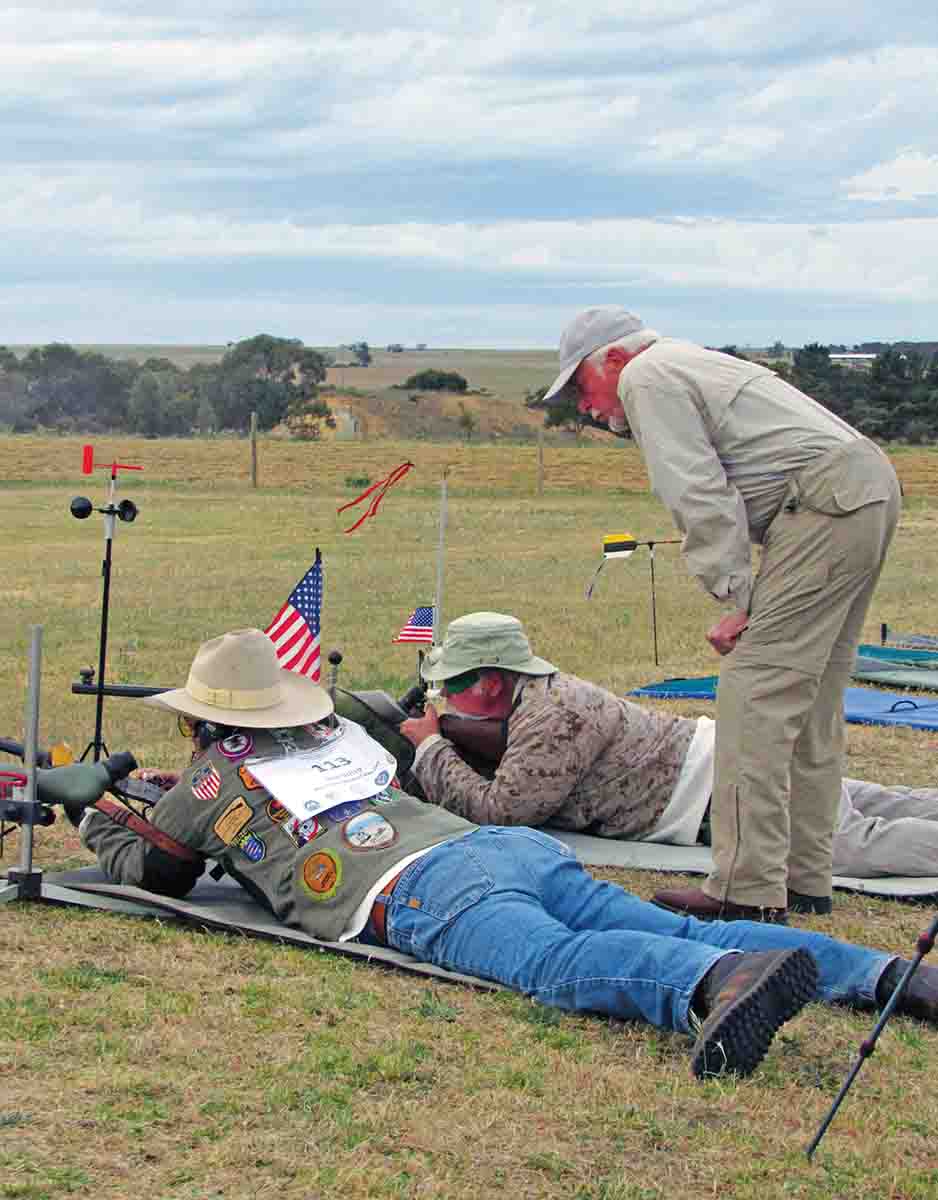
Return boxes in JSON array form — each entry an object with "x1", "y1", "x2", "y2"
[{"x1": 480, "y1": 670, "x2": 507, "y2": 699}]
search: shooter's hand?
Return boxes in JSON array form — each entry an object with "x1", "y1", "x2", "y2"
[
  {"x1": 707, "y1": 609, "x2": 749, "y2": 656},
  {"x1": 400, "y1": 706, "x2": 440, "y2": 748},
  {"x1": 135, "y1": 768, "x2": 180, "y2": 792}
]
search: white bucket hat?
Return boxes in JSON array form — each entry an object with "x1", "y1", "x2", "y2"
[
  {"x1": 145, "y1": 628, "x2": 333, "y2": 727},
  {"x1": 421, "y1": 613, "x2": 556, "y2": 683}
]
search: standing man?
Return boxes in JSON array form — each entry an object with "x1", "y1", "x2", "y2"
[{"x1": 539, "y1": 307, "x2": 901, "y2": 921}]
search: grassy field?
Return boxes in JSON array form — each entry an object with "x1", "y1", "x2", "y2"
[{"x1": 2, "y1": 435, "x2": 938, "y2": 1199}]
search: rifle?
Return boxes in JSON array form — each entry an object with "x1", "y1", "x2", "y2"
[{"x1": 336, "y1": 688, "x2": 508, "y2": 782}]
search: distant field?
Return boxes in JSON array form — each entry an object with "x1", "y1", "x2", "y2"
[
  {"x1": 5, "y1": 344, "x2": 559, "y2": 405},
  {"x1": 4, "y1": 433, "x2": 938, "y2": 497}
]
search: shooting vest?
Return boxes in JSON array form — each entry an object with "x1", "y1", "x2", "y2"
[{"x1": 150, "y1": 723, "x2": 476, "y2": 942}]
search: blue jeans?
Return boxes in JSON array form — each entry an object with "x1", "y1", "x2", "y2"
[{"x1": 383, "y1": 827, "x2": 891, "y2": 1034}]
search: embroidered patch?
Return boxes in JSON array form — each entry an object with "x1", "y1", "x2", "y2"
[
  {"x1": 233, "y1": 830, "x2": 266, "y2": 863},
  {"x1": 321, "y1": 799, "x2": 364, "y2": 824},
  {"x1": 301, "y1": 849, "x2": 342, "y2": 900},
  {"x1": 342, "y1": 810, "x2": 398, "y2": 851},
  {"x1": 218, "y1": 732, "x2": 255, "y2": 761},
  {"x1": 239, "y1": 764, "x2": 262, "y2": 791},
  {"x1": 282, "y1": 815, "x2": 323, "y2": 848},
  {"x1": 266, "y1": 798, "x2": 290, "y2": 824},
  {"x1": 214, "y1": 796, "x2": 252, "y2": 844},
  {"x1": 191, "y1": 763, "x2": 221, "y2": 802}
]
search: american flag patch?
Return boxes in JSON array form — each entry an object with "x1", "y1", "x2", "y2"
[{"x1": 191, "y1": 763, "x2": 221, "y2": 802}]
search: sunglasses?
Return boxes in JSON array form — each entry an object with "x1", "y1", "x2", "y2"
[{"x1": 442, "y1": 669, "x2": 481, "y2": 695}]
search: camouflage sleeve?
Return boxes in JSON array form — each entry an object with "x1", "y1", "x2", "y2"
[{"x1": 412, "y1": 690, "x2": 591, "y2": 826}]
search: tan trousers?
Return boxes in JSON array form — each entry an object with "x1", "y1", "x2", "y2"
[{"x1": 705, "y1": 440, "x2": 902, "y2": 908}]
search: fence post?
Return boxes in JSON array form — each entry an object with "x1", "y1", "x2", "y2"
[{"x1": 250, "y1": 411, "x2": 258, "y2": 488}]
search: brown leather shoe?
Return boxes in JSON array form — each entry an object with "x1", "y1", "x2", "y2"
[
  {"x1": 876, "y1": 958, "x2": 938, "y2": 1024},
  {"x1": 690, "y1": 948, "x2": 818, "y2": 1078},
  {"x1": 653, "y1": 886, "x2": 788, "y2": 924}
]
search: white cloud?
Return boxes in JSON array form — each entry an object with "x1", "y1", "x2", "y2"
[{"x1": 845, "y1": 150, "x2": 938, "y2": 202}]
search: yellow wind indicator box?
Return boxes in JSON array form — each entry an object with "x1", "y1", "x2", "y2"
[{"x1": 603, "y1": 533, "x2": 638, "y2": 559}]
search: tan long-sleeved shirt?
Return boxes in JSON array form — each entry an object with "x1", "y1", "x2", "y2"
[{"x1": 618, "y1": 339, "x2": 860, "y2": 610}]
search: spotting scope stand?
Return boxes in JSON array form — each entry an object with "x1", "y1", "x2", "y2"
[{"x1": 0, "y1": 626, "x2": 142, "y2": 912}]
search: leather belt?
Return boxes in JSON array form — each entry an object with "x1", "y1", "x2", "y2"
[{"x1": 368, "y1": 869, "x2": 404, "y2": 944}]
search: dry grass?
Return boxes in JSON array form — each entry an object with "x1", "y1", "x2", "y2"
[{"x1": 2, "y1": 435, "x2": 938, "y2": 1199}]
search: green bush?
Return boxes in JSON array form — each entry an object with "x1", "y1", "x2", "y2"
[{"x1": 401, "y1": 369, "x2": 468, "y2": 392}]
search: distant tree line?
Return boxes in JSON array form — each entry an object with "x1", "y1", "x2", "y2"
[
  {"x1": 526, "y1": 343, "x2": 938, "y2": 444},
  {"x1": 0, "y1": 335, "x2": 330, "y2": 436}
]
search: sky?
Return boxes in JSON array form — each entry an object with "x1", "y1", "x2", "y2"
[{"x1": 3, "y1": 1, "x2": 937, "y2": 350}]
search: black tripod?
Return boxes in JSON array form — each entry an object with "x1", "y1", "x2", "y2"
[
  {"x1": 806, "y1": 912, "x2": 938, "y2": 1157},
  {"x1": 70, "y1": 446, "x2": 142, "y2": 763}
]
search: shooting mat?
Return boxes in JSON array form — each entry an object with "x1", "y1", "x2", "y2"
[
  {"x1": 631, "y1": 678, "x2": 938, "y2": 729},
  {"x1": 43, "y1": 866, "x2": 500, "y2": 991},
  {"x1": 549, "y1": 831, "x2": 938, "y2": 899}
]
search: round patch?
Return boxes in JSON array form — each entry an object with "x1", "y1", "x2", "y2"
[
  {"x1": 218, "y1": 732, "x2": 255, "y2": 761},
  {"x1": 342, "y1": 810, "x2": 398, "y2": 851},
  {"x1": 373, "y1": 770, "x2": 390, "y2": 787},
  {"x1": 266, "y1": 798, "x2": 290, "y2": 824},
  {"x1": 301, "y1": 849, "x2": 342, "y2": 900}
]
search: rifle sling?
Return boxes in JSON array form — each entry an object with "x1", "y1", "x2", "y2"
[{"x1": 93, "y1": 796, "x2": 202, "y2": 863}]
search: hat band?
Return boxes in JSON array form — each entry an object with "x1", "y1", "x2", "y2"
[{"x1": 187, "y1": 675, "x2": 282, "y2": 711}]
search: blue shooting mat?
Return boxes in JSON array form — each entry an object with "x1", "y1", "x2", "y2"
[{"x1": 630, "y1": 677, "x2": 938, "y2": 730}]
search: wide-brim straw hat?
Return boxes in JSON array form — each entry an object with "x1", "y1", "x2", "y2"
[
  {"x1": 145, "y1": 628, "x2": 333, "y2": 728},
  {"x1": 421, "y1": 612, "x2": 556, "y2": 683}
]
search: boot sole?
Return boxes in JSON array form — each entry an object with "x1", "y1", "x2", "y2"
[{"x1": 691, "y1": 948, "x2": 818, "y2": 1079}]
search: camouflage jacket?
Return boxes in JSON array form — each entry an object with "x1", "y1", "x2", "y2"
[{"x1": 413, "y1": 672, "x2": 697, "y2": 837}]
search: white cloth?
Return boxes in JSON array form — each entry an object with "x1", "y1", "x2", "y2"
[{"x1": 642, "y1": 716, "x2": 714, "y2": 844}]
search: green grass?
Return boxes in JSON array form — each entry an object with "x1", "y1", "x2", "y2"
[{"x1": 1, "y1": 438, "x2": 937, "y2": 1198}]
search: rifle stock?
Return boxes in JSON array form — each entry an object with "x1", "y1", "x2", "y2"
[{"x1": 438, "y1": 715, "x2": 508, "y2": 766}]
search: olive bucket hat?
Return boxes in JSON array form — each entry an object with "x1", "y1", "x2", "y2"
[
  {"x1": 145, "y1": 628, "x2": 334, "y2": 728},
  {"x1": 421, "y1": 613, "x2": 557, "y2": 683}
]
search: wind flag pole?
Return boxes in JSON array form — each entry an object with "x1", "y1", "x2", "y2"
[{"x1": 432, "y1": 471, "x2": 449, "y2": 647}]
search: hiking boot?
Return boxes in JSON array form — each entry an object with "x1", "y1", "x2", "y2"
[
  {"x1": 787, "y1": 890, "x2": 833, "y2": 915},
  {"x1": 876, "y1": 958, "x2": 938, "y2": 1024},
  {"x1": 653, "y1": 886, "x2": 788, "y2": 924},
  {"x1": 690, "y1": 948, "x2": 818, "y2": 1079}
]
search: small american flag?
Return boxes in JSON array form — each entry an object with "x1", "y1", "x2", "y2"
[
  {"x1": 393, "y1": 605, "x2": 434, "y2": 644},
  {"x1": 265, "y1": 550, "x2": 323, "y2": 682}
]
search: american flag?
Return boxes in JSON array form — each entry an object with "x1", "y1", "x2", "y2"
[
  {"x1": 265, "y1": 550, "x2": 323, "y2": 682},
  {"x1": 393, "y1": 605, "x2": 434, "y2": 644}
]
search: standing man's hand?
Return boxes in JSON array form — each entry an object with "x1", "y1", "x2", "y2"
[
  {"x1": 400, "y1": 705, "x2": 441, "y2": 748},
  {"x1": 707, "y1": 609, "x2": 749, "y2": 656}
]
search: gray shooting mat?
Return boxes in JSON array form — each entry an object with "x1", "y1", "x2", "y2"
[
  {"x1": 549, "y1": 830, "x2": 938, "y2": 900},
  {"x1": 43, "y1": 867, "x2": 500, "y2": 992}
]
